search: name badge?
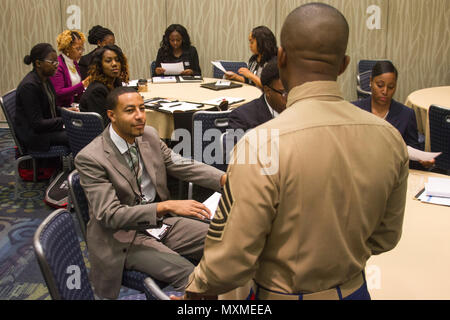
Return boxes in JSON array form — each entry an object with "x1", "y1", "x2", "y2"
[{"x1": 184, "y1": 61, "x2": 190, "y2": 67}]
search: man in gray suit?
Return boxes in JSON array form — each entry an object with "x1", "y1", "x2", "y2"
[{"x1": 75, "y1": 86, "x2": 226, "y2": 299}]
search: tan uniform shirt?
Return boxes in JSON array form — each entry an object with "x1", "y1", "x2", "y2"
[{"x1": 186, "y1": 81, "x2": 409, "y2": 296}]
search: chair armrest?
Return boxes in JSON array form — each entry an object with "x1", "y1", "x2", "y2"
[{"x1": 144, "y1": 277, "x2": 171, "y2": 300}]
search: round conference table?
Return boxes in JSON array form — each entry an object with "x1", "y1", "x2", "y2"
[
  {"x1": 404, "y1": 86, "x2": 450, "y2": 151},
  {"x1": 139, "y1": 78, "x2": 262, "y2": 139},
  {"x1": 367, "y1": 169, "x2": 450, "y2": 299},
  {"x1": 220, "y1": 169, "x2": 450, "y2": 300}
]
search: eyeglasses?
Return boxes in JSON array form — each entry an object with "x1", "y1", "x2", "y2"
[
  {"x1": 72, "y1": 46, "x2": 85, "y2": 53},
  {"x1": 268, "y1": 86, "x2": 288, "y2": 98},
  {"x1": 43, "y1": 60, "x2": 59, "y2": 67}
]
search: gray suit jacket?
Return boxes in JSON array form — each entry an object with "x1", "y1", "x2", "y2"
[{"x1": 74, "y1": 125, "x2": 224, "y2": 299}]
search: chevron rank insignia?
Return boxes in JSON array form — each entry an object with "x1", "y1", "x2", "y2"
[{"x1": 207, "y1": 179, "x2": 234, "y2": 241}]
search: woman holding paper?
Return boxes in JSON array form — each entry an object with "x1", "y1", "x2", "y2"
[
  {"x1": 154, "y1": 24, "x2": 201, "y2": 76},
  {"x1": 79, "y1": 45, "x2": 129, "y2": 126},
  {"x1": 352, "y1": 61, "x2": 435, "y2": 169},
  {"x1": 224, "y1": 26, "x2": 277, "y2": 89}
]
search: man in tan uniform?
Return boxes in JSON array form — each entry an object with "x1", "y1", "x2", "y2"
[{"x1": 181, "y1": 3, "x2": 409, "y2": 300}]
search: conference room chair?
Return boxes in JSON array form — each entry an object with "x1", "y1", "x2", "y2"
[
  {"x1": 33, "y1": 208, "x2": 171, "y2": 300},
  {"x1": 429, "y1": 104, "x2": 450, "y2": 174},
  {"x1": 60, "y1": 108, "x2": 104, "y2": 158},
  {"x1": 0, "y1": 89, "x2": 71, "y2": 199},
  {"x1": 212, "y1": 60, "x2": 248, "y2": 79},
  {"x1": 356, "y1": 59, "x2": 392, "y2": 100},
  {"x1": 192, "y1": 110, "x2": 231, "y2": 172},
  {"x1": 67, "y1": 169, "x2": 174, "y2": 299},
  {"x1": 220, "y1": 130, "x2": 244, "y2": 172},
  {"x1": 356, "y1": 70, "x2": 372, "y2": 99},
  {"x1": 150, "y1": 61, "x2": 157, "y2": 78}
]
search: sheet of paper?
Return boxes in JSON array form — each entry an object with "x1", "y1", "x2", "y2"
[
  {"x1": 407, "y1": 146, "x2": 442, "y2": 162},
  {"x1": 418, "y1": 191, "x2": 450, "y2": 206},
  {"x1": 161, "y1": 62, "x2": 184, "y2": 75},
  {"x1": 203, "y1": 192, "x2": 222, "y2": 220},
  {"x1": 158, "y1": 102, "x2": 203, "y2": 113},
  {"x1": 211, "y1": 61, "x2": 227, "y2": 73},
  {"x1": 215, "y1": 80, "x2": 231, "y2": 86},
  {"x1": 202, "y1": 97, "x2": 244, "y2": 106},
  {"x1": 152, "y1": 76, "x2": 177, "y2": 83},
  {"x1": 425, "y1": 177, "x2": 450, "y2": 198}
]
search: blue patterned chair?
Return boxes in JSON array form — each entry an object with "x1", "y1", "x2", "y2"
[
  {"x1": 67, "y1": 170, "x2": 173, "y2": 299},
  {"x1": 212, "y1": 60, "x2": 248, "y2": 79},
  {"x1": 0, "y1": 89, "x2": 71, "y2": 199},
  {"x1": 429, "y1": 105, "x2": 450, "y2": 174}
]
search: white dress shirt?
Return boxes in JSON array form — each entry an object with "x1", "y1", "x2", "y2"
[{"x1": 109, "y1": 125, "x2": 156, "y2": 203}]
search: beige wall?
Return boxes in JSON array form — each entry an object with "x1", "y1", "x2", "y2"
[{"x1": 1, "y1": 0, "x2": 449, "y2": 121}]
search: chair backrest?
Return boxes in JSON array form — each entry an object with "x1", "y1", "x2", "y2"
[
  {"x1": 357, "y1": 59, "x2": 392, "y2": 75},
  {"x1": 192, "y1": 110, "x2": 232, "y2": 171},
  {"x1": 33, "y1": 209, "x2": 94, "y2": 300},
  {"x1": 67, "y1": 170, "x2": 90, "y2": 240},
  {"x1": 0, "y1": 89, "x2": 27, "y2": 155},
  {"x1": 150, "y1": 61, "x2": 157, "y2": 77},
  {"x1": 212, "y1": 61, "x2": 248, "y2": 79},
  {"x1": 60, "y1": 108, "x2": 104, "y2": 157},
  {"x1": 220, "y1": 129, "x2": 244, "y2": 168},
  {"x1": 429, "y1": 104, "x2": 450, "y2": 171}
]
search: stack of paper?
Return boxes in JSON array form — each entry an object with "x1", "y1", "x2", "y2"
[
  {"x1": 416, "y1": 177, "x2": 450, "y2": 206},
  {"x1": 152, "y1": 76, "x2": 177, "y2": 83},
  {"x1": 425, "y1": 177, "x2": 450, "y2": 198}
]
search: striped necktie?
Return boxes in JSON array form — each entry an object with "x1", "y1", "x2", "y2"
[{"x1": 126, "y1": 145, "x2": 142, "y2": 187}]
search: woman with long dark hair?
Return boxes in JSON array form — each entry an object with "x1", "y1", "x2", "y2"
[
  {"x1": 79, "y1": 45, "x2": 129, "y2": 126},
  {"x1": 79, "y1": 25, "x2": 115, "y2": 80},
  {"x1": 225, "y1": 26, "x2": 277, "y2": 88},
  {"x1": 154, "y1": 24, "x2": 201, "y2": 76}
]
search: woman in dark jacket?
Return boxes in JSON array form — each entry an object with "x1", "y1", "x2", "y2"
[
  {"x1": 79, "y1": 45, "x2": 129, "y2": 126},
  {"x1": 15, "y1": 43, "x2": 71, "y2": 152},
  {"x1": 79, "y1": 25, "x2": 115, "y2": 80}
]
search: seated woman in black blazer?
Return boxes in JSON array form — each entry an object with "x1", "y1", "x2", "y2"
[
  {"x1": 79, "y1": 25, "x2": 115, "y2": 80},
  {"x1": 154, "y1": 24, "x2": 201, "y2": 76},
  {"x1": 352, "y1": 61, "x2": 434, "y2": 169},
  {"x1": 15, "y1": 43, "x2": 72, "y2": 152},
  {"x1": 79, "y1": 45, "x2": 129, "y2": 126}
]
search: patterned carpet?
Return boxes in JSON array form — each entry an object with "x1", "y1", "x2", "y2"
[{"x1": 0, "y1": 128, "x2": 142, "y2": 300}]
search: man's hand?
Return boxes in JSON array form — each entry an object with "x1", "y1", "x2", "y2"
[
  {"x1": 220, "y1": 174, "x2": 227, "y2": 187},
  {"x1": 157, "y1": 200, "x2": 212, "y2": 220}
]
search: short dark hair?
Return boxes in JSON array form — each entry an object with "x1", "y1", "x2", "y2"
[
  {"x1": 371, "y1": 61, "x2": 398, "y2": 80},
  {"x1": 105, "y1": 86, "x2": 139, "y2": 110},
  {"x1": 23, "y1": 43, "x2": 56, "y2": 67},
  {"x1": 87, "y1": 25, "x2": 114, "y2": 45},
  {"x1": 260, "y1": 59, "x2": 279, "y2": 87}
]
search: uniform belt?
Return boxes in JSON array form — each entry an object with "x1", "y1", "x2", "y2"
[{"x1": 254, "y1": 272, "x2": 366, "y2": 300}]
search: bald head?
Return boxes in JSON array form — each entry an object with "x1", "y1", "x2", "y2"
[{"x1": 278, "y1": 3, "x2": 350, "y2": 90}]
